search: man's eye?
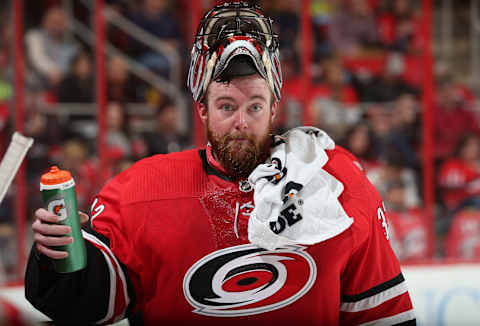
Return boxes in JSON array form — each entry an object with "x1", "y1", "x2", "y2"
[
  {"x1": 250, "y1": 104, "x2": 262, "y2": 112},
  {"x1": 221, "y1": 104, "x2": 233, "y2": 111}
]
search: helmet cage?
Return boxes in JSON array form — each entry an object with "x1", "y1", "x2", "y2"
[{"x1": 188, "y1": 2, "x2": 282, "y2": 102}]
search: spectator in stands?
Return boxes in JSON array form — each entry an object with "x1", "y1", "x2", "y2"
[
  {"x1": 376, "y1": 0, "x2": 419, "y2": 53},
  {"x1": 388, "y1": 94, "x2": 421, "y2": 169},
  {"x1": 56, "y1": 51, "x2": 94, "y2": 103},
  {"x1": 328, "y1": 0, "x2": 379, "y2": 57},
  {"x1": 435, "y1": 61, "x2": 477, "y2": 107},
  {"x1": 106, "y1": 102, "x2": 132, "y2": 162},
  {"x1": 365, "y1": 103, "x2": 393, "y2": 159},
  {"x1": 311, "y1": 57, "x2": 361, "y2": 138},
  {"x1": 385, "y1": 180, "x2": 428, "y2": 262},
  {"x1": 314, "y1": 56, "x2": 359, "y2": 104},
  {"x1": 446, "y1": 208, "x2": 480, "y2": 260},
  {"x1": 1, "y1": 20, "x2": 43, "y2": 101},
  {"x1": 129, "y1": 0, "x2": 181, "y2": 78},
  {"x1": 107, "y1": 55, "x2": 138, "y2": 102},
  {"x1": 25, "y1": 7, "x2": 79, "y2": 89},
  {"x1": 354, "y1": 51, "x2": 418, "y2": 102},
  {"x1": 367, "y1": 149, "x2": 421, "y2": 208},
  {"x1": 136, "y1": 99, "x2": 190, "y2": 157},
  {"x1": 434, "y1": 73, "x2": 480, "y2": 160},
  {"x1": 24, "y1": 109, "x2": 62, "y2": 183},
  {"x1": 438, "y1": 133, "x2": 480, "y2": 213},
  {"x1": 56, "y1": 138, "x2": 97, "y2": 212},
  {"x1": 340, "y1": 122, "x2": 378, "y2": 172}
]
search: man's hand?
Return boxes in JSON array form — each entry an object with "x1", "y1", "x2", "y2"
[{"x1": 32, "y1": 208, "x2": 89, "y2": 259}]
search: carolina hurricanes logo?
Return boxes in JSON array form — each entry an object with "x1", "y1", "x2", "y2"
[{"x1": 183, "y1": 244, "x2": 317, "y2": 317}]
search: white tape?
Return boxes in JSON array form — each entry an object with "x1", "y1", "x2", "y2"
[{"x1": 0, "y1": 132, "x2": 34, "y2": 204}]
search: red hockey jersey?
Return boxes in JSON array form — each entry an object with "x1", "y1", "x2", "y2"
[
  {"x1": 439, "y1": 158, "x2": 480, "y2": 210},
  {"x1": 86, "y1": 146, "x2": 414, "y2": 325},
  {"x1": 446, "y1": 209, "x2": 480, "y2": 259},
  {"x1": 388, "y1": 208, "x2": 428, "y2": 262}
]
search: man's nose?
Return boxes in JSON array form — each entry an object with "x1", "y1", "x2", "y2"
[{"x1": 233, "y1": 110, "x2": 248, "y2": 130}]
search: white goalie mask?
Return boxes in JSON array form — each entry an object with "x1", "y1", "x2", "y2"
[{"x1": 187, "y1": 1, "x2": 283, "y2": 102}]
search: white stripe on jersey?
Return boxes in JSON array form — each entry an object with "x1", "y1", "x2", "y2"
[
  {"x1": 358, "y1": 308, "x2": 416, "y2": 326},
  {"x1": 340, "y1": 281, "x2": 408, "y2": 312},
  {"x1": 82, "y1": 231, "x2": 131, "y2": 323}
]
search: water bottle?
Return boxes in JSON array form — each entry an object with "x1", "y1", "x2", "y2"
[{"x1": 40, "y1": 166, "x2": 87, "y2": 273}]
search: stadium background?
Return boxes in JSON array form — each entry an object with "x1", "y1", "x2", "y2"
[{"x1": 1, "y1": 0, "x2": 480, "y2": 324}]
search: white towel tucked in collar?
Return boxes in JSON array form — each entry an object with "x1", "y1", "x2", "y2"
[{"x1": 247, "y1": 127, "x2": 354, "y2": 250}]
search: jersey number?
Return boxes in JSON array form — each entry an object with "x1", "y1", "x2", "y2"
[
  {"x1": 377, "y1": 204, "x2": 390, "y2": 240},
  {"x1": 90, "y1": 198, "x2": 105, "y2": 221}
]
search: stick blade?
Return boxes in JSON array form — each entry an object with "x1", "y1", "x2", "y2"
[{"x1": 0, "y1": 132, "x2": 34, "y2": 204}]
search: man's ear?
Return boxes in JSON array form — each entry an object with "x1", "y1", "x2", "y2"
[
  {"x1": 197, "y1": 102, "x2": 208, "y2": 125},
  {"x1": 271, "y1": 100, "x2": 279, "y2": 121}
]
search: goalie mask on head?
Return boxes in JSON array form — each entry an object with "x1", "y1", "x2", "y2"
[{"x1": 187, "y1": 1, "x2": 283, "y2": 103}]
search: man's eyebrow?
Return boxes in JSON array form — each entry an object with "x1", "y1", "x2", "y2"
[
  {"x1": 250, "y1": 95, "x2": 269, "y2": 102},
  {"x1": 214, "y1": 96, "x2": 235, "y2": 103},
  {"x1": 213, "y1": 95, "x2": 268, "y2": 103}
]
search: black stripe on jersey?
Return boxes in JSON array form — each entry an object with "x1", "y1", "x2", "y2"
[
  {"x1": 393, "y1": 319, "x2": 417, "y2": 326},
  {"x1": 82, "y1": 228, "x2": 138, "y2": 321},
  {"x1": 341, "y1": 273, "x2": 405, "y2": 302},
  {"x1": 128, "y1": 310, "x2": 145, "y2": 326},
  {"x1": 199, "y1": 149, "x2": 233, "y2": 182},
  {"x1": 84, "y1": 224, "x2": 110, "y2": 247}
]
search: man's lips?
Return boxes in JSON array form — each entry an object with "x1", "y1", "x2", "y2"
[{"x1": 228, "y1": 136, "x2": 248, "y2": 143}]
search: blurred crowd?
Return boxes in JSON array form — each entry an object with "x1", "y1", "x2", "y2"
[{"x1": 0, "y1": 0, "x2": 480, "y2": 279}]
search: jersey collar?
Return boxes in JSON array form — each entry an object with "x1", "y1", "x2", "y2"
[
  {"x1": 199, "y1": 136, "x2": 276, "y2": 183},
  {"x1": 199, "y1": 145, "x2": 234, "y2": 182}
]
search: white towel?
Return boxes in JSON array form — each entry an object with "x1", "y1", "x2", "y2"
[{"x1": 247, "y1": 127, "x2": 354, "y2": 250}]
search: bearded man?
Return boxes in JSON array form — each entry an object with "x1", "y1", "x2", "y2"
[{"x1": 25, "y1": 2, "x2": 415, "y2": 325}]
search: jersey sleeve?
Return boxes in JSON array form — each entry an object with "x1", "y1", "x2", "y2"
[
  {"x1": 339, "y1": 182, "x2": 416, "y2": 325},
  {"x1": 24, "y1": 173, "x2": 136, "y2": 325},
  {"x1": 24, "y1": 232, "x2": 130, "y2": 324},
  {"x1": 86, "y1": 170, "x2": 142, "y2": 323}
]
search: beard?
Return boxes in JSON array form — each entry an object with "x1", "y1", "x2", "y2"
[{"x1": 207, "y1": 119, "x2": 272, "y2": 181}]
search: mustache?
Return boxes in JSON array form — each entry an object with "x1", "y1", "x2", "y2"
[
  {"x1": 220, "y1": 133, "x2": 256, "y2": 148},
  {"x1": 225, "y1": 133, "x2": 249, "y2": 140}
]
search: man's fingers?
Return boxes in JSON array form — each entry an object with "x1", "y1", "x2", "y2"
[
  {"x1": 36, "y1": 208, "x2": 89, "y2": 225},
  {"x1": 34, "y1": 208, "x2": 62, "y2": 223},
  {"x1": 36, "y1": 243, "x2": 68, "y2": 259},
  {"x1": 32, "y1": 219, "x2": 71, "y2": 236},
  {"x1": 34, "y1": 233, "x2": 73, "y2": 247},
  {"x1": 79, "y1": 211, "x2": 89, "y2": 224}
]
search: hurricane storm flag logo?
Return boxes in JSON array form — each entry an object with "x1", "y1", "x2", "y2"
[{"x1": 183, "y1": 244, "x2": 317, "y2": 317}]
